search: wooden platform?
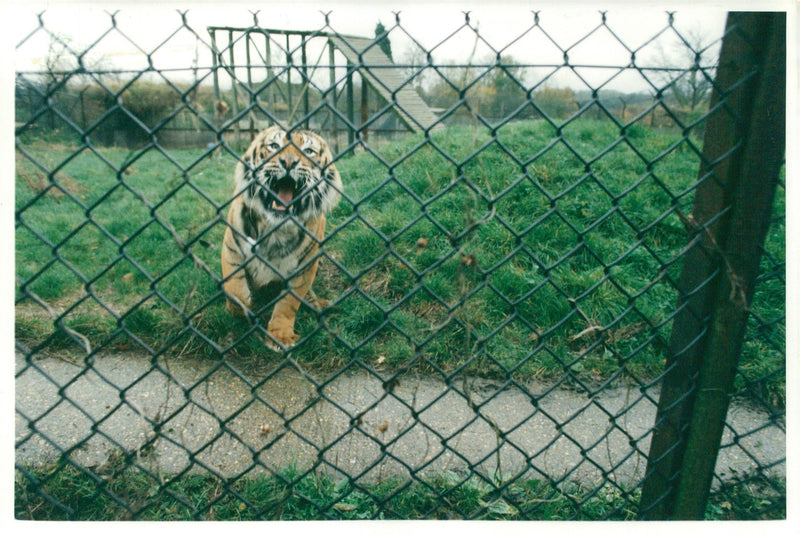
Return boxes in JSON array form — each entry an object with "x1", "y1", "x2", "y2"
[{"x1": 328, "y1": 35, "x2": 444, "y2": 133}]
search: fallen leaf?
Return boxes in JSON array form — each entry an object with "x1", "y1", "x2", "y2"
[{"x1": 461, "y1": 254, "x2": 477, "y2": 268}]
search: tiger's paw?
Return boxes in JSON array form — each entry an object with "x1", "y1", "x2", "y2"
[
  {"x1": 311, "y1": 297, "x2": 331, "y2": 310},
  {"x1": 306, "y1": 289, "x2": 331, "y2": 311},
  {"x1": 265, "y1": 325, "x2": 299, "y2": 352},
  {"x1": 225, "y1": 298, "x2": 250, "y2": 317}
]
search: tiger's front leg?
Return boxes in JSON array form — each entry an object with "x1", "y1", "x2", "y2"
[
  {"x1": 266, "y1": 255, "x2": 321, "y2": 349},
  {"x1": 221, "y1": 225, "x2": 253, "y2": 316},
  {"x1": 266, "y1": 216, "x2": 326, "y2": 350}
]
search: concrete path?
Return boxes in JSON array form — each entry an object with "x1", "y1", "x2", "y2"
[{"x1": 15, "y1": 351, "x2": 785, "y2": 488}]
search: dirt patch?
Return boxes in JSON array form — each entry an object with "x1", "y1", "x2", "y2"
[{"x1": 16, "y1": 153, "x2": 88, "y2": 200}]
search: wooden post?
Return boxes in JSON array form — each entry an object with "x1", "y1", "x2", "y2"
[
  {"x1": 639, "y1": 12, "x2": 786, "y2": 520},
  {"x1": 286, "y1": 34, "x2": 293, "y2": 125},
  {"x1": 245, "y1": 31, "x2": 255, "y2": 140},
  {"x1": 670, "y1": 12, "x2": 785, "y2": 518},
  {"x1": 328, "y1": 40, "x2": 339, "y2": 152},
  {"x1": 301, "y1": 36, "x2": 310, "y2": 129},
  {"x1": 228, "y1": 30, "x2": 240, "y2": 143},
  {"x1": 210, "y1": 29, "x2": 221, "y2": 129},
  {"x1": 266, "y1": 32, "x2": 278, "y2": 123},
  {"x1": 79, "y1": 87, "x2": 87, "y2": 131},
  {"x1": 360, "y1": 73, "x2": 369, "y2": 143},
  {"x1": 346, "y1": 62, "x2": 354, "y2": 146}
]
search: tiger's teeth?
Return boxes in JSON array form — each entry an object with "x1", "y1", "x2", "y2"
[{"x1": 272, "y1": 201, "x2": 286, "y2": 211}]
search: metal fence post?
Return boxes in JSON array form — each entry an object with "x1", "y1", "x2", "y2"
[{"x1": 639, "y1": 12, "x2": 785, "y2": 520}]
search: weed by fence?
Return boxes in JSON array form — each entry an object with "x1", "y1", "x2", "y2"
[{"x1": 14, "y1": 9, "x2": 785, "y2": 520}]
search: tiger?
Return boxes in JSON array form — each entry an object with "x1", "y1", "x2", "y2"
[{"x1": 221, "y1": 126, "x2": 342, "y2": 350}]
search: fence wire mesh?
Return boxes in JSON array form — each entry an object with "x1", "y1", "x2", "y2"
[{"x1": 14, "y1": 8, "x2": 785, "y2": 520}]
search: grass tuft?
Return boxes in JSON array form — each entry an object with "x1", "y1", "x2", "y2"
[{"x1": 16, "y1": 457, "x2": 783, "y2": 520}]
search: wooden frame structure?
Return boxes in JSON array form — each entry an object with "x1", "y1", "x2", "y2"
[{"x1": 207, "y1": 26, "x2": 441, "y2": 148}]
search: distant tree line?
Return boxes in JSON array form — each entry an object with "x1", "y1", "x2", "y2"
[
  {"x1": 16, "y1": 31, "x2": 715, "y2": 147},
  {"x1": 411, "y1": 55, "x2": 712, "y2": 126}
]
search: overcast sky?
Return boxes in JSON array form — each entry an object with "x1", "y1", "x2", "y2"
[{"x1": 11, "y1": 2, "x2": 734, "y2": 94}]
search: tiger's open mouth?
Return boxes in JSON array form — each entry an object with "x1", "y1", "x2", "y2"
[{"x1": 269, "y1": 177, "x2": 300, "y2": 213}]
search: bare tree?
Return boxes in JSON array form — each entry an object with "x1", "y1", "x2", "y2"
[
  {"x1": 22, "y1": 32, "x2": 114, "y2": 131},
  {"x1": 655, "y1": 27, "x2": 720, "y2": 118}
]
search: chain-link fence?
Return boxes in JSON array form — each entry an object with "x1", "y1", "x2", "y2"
[{"x1": 14, "y1": 9, "x2": 785, "y2": 520}]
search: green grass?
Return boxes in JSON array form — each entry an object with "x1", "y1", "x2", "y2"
[
  {"x1": 11, "y1": 455, "x2": 636, "y2": 520},
  {"x1": 16, "y1": 455, "x2": 783, "y2": 520},
  {"x1": 705, "y1": 476, "x2": 786, "y2": 520},
  {"x1": 15, "y1": 120, "x2": 785, "y2": 403}
]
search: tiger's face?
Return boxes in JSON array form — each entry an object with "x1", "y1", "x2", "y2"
[{"x1": 238, "y1": 126, "x2": 342, "y2": 224}]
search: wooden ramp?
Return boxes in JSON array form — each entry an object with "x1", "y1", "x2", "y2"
[{"x1": 329, "y1": 36, "x2": 443, "y2": 133}]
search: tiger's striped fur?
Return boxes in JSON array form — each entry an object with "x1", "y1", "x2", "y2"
[{"x1": 221, "y1": 126, "x2": 342, "y2": 349}]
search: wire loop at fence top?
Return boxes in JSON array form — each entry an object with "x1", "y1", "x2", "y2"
[{"x1": 14, "y1": 9, "x2": 785, "y2": 521}]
